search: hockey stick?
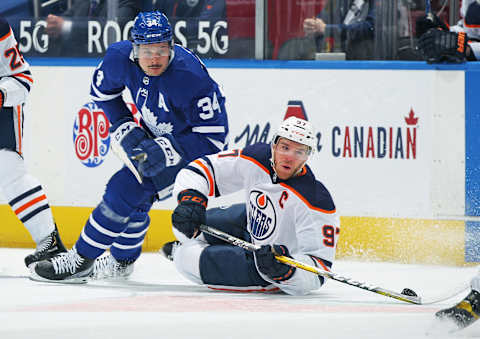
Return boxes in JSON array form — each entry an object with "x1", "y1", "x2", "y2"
[
  {"x1": 425, "y1": 0, "x2": 431, "y2": 16},
  {"x1": 199, "y1": 224, "x2": 422, "y2": 305}
]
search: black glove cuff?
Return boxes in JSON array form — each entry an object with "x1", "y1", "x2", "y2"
[{"x1": 177, "y1": 189, "x2": 208, "y2": 208}]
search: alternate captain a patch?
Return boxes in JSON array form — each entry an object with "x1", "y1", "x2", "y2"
[{"x1": 248, "y1": 190, "x2": 276, "y2": 240}]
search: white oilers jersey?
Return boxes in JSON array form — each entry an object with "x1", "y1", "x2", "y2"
[
  {"x1": 451, "y1": 0, "x2": 480, "y2": 58},
  {"x1": 173, "y1": 143, "x2": 340, "y2": 295},
  {"x1": 0, "y1": 17, "x2": 33, "y2": 106}
]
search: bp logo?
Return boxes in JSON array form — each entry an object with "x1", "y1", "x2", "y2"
[
  {"x1": 73, "y1": 102, "x2": 111, "y2": 167},
  {"x1": 248, "y1": 190, "x2": 276, "y2": 240}
]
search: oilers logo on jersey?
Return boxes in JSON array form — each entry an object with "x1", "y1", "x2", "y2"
[{"x1": 248, "y1": 190, "x2": 276, "y2": 240}]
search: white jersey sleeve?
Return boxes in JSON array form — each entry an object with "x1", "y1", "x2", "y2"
[{"x1": 173, "y1": 148, "x2": 251, "y2": 200}]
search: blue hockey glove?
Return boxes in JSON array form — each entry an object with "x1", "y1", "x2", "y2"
[
  {"x1": 255, "y1": 244, "x2": 296, "y2": 282},
  {"x1": 132, "y1": 134, "x2": 184, "y2": 178},
  {"x1": 172, "y1": 189, "x2": 207, "y2": 239},
  {"x1": 110, "y1": 118, "x2": 149, "y2": 158}
]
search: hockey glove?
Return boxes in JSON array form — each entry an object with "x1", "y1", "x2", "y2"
[
  {"x1": 172, "y1": 189, "x2": 207, "y2": 239},
  {"x1": 132, "y1": 134, "x2": 183, "y2": 178},
  {"x1": 254, "y1": 244, "x2": 296, "y2": 282},
  {"x1": 418, "y1": 29, "x2": 468, "y2": 63},
  {"x1": 415, "y1": 13, "x2": 448, "y2": 38},
  {"x1": 110, "y1": 118, "x2": 149, "y2": 158}
]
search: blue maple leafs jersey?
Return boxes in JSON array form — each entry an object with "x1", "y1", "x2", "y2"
[{"x1": 90, "y1": 40, "x2": 229, "y2": 162}]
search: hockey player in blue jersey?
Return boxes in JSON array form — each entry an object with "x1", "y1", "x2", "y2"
[
  {"x1": 32, "y1": 11, "x2": 229, "y2": 282},
  {"x1": 165, "y1": 117, "x2": 339, "y2": 295}
]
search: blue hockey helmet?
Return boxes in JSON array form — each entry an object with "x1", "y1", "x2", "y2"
[{"x1": 131, "y1": 11, "x2": 173, "y2": 45}]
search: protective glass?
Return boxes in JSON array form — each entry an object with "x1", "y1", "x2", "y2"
[
  {"x1": 134, "y1": 44, "x2": 171, "y2": 58},
  {"x1": 274, "y1": 141, "x2": 310, "y2": 160}
]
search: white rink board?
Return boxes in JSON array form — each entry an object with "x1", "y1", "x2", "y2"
[{"x1": 17, "y1": 66, "x2": 464, "y2": 219}]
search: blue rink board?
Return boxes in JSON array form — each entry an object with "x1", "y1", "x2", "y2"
[{"x1": 28, "y1": 58, "x2": 480, "y2": 261}]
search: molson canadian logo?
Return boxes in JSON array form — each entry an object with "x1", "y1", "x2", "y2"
[
  {"x1": 331, "y1": 108, "x2": 419, "y2": 159},
  {"x1": 73, "y1": 102, "x2": 140, "y2": 167}
]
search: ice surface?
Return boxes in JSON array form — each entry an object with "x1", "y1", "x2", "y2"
[{"x1": 0, "y1": 248, "x2": 478, "y2": 339}]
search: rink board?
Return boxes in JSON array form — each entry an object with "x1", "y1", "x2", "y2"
[
  {"x1": 0, "y1": 60, "x2": 477, "y2": 265},
  {"x1": 0, "y1": 205, "x2": 465, "y2": 266}
]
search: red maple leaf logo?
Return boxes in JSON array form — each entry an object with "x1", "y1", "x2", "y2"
[{"x1": 405, "y1": 108, "x2": 419, "y2": 125}]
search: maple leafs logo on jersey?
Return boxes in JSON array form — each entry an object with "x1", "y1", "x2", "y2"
[{"x1": 141, "y1": 104, "x2": 173, "y2": 136}]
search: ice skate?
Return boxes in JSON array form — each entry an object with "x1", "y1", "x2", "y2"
[
  {"x1": 89, "y1": 254, "x2": 134, "y2": 280},
  {"x1": 160, "y1": 240, "x2": 180, "y2": 261},
  {"x1": 24, "y1": 226, "x2": 66, "y2": 268},
  {"x1": 435, "y1": 289, "x2": 480, "y2": 331},
  {"x1": 31, "y1": 248, "x2": 94, "y2": 284}
]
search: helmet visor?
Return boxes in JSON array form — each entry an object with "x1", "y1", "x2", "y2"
[
  {"x1": 134, "y1": 44, "x2": 170, "y2": 58},
  {"x1": 274, "y1": 140, "x2": 311, "y2": 161}
]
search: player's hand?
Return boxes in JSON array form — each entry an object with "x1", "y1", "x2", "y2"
[
  {"x1": 303, "y1": 17, "x2": 325, "y2": 36},
  {"x1": 46, "y1": 14, "x2": 65, "y2": 38},
  {"x1": 415, "y1": 13, "x2": 448, "y2": 38},
  {"x1": 110, "y1": 118, "x2": 149, "y2": 157},
  {"x1": 254, "y1": 244, "x2": 296, "y2": 282},
  {"x1": 172, "y1": 189, "x2": 207, "y2": 239},
  {"x1": 418, "y1": 28, "x2": 468, "y2": 63},
  {"x1": 132, "y1": 135, "x2": 183, "y2": 178}
]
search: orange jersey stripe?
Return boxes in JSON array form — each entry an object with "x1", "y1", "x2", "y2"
[
  {"x1": 14, "y1": 73, "x2": 34, "y2": 84},
  {"x1": 193, "y1": 159, "x2": 214, "y2": 196},
  {"x1": 239, "y1": 153, "x2": 270, "y2": 174},
  {"x1": 312, "y1": 256, "x2": 330, "y2": 272},
  {"x1": 15, "y1": 194, "x2": 46, "y2": 215},
  {"x1": 240, "y1": 154, "x2": 335, "y2": 214},
  {"x1": 280, "y1": 182, "x2": 336, "y2": 214},
  {"x1": 0, "y1": 29, "x2": 11, "y2": 42}
]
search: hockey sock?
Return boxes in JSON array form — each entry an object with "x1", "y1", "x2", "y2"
[
  {"x1": 0, "y1": 151, "x2": 54, "y2": 243},
  {"x1": 75, "y1": 200, "x2": 130, "y2": 259},
  {"x1": 110, "y1": 211, "x2": 150, "y2": 262}
]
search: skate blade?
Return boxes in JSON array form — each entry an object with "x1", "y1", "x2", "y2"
[{"x1": 28, "y1": 265, "x2": 89, "y2": 284}]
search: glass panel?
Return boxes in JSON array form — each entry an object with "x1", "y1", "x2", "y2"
[
  {"x1": 264, "y1": 0, "x2": 461, "y2": 61},
  {"x1": 0, "y1": 0, "x2": 463, "y2": 61},
  {"x1": 156, "y1": 0, "x2": 256, "y2": 59},
  {"x1": 265, "y1": 0, "x2": 376, "y2": 60},
  {"x1": 394, "y1": 0, "x2": 458, "y2": 60},
  {"x1": 7, "y1": 0, "x2": 137, "y2": 57},
  {"x1": 6, "y1": 0, "x2": 257, "y2": 59}
]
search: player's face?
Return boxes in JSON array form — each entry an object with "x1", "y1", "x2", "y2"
[
  {"x1": 137, "y1": 42, "x2": 171, "y2": 76},
  {"x1": 273, "y1": 138, "x2": 309, "y2": 180}
]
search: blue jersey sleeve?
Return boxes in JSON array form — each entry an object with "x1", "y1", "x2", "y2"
[{"x1": 90, "y1": 41, "x2": 133, "y2": 124}]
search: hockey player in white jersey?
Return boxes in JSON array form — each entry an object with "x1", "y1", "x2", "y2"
[
  {"x1": 166, "y1": 117, "x2": 339, "y2": 295},
  {"x1": 0, "y1": 16, "x2": 66, "y2": 268}
]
